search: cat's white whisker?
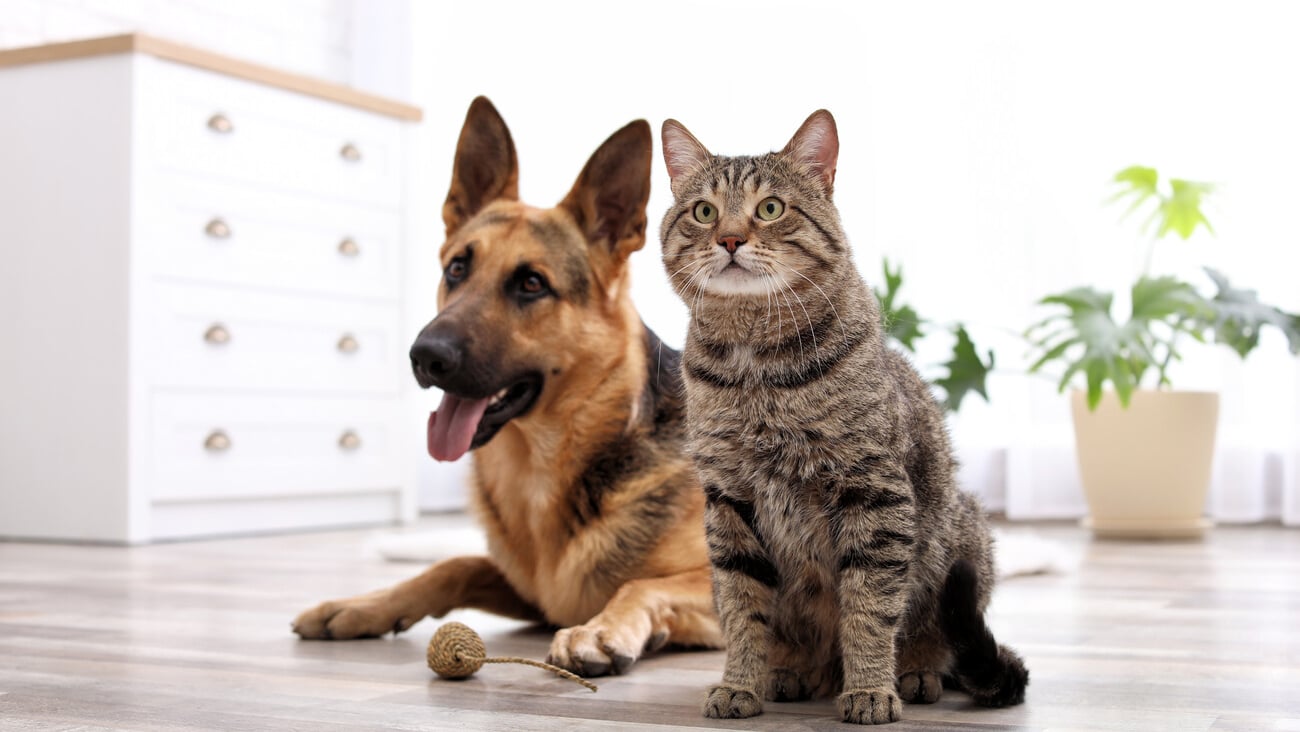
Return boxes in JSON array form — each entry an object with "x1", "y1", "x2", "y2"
[{"x1": 771, "y1": 258, "x2": 851, "y2": 349}]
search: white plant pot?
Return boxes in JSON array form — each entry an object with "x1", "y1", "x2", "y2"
[{"x1": 1070, "y1": 389, "x2": 1220, "y2": 539}]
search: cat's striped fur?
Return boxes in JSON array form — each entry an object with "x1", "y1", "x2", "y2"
[{"x1": 658, "y1": 110, "x2": 1027, "y2": 725}]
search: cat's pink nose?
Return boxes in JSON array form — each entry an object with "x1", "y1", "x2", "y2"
[{"x1": 718, "y1": 235, "x2": 747, "y2": 253}]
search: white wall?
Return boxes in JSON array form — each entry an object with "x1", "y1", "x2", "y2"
[
  {"x1": 8, "y1": 1, "x2": 1295, "y2": 520},
  {"x1": 409, "y1": 0, "x2": 1300, "y2": 520},
  {"x1": 0, "y1": 0, "x2": 355, "y2": 82}
]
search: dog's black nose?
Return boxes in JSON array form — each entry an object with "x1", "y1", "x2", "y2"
[{"x1": 410, "y1": 335, "x2": 463, "y2": 385}]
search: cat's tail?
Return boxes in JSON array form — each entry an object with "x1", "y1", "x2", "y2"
[{"x1": 939, "y1": 559, "x2": 1029, "y2": 707}]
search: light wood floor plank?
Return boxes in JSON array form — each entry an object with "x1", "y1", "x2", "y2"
[{"x1": 2, "y1": 518, "x2": 1298, "y2": 730}]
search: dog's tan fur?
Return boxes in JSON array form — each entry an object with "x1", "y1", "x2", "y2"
[{"x1": 292, "y1": 97, "x2": 721, "y2": 676}]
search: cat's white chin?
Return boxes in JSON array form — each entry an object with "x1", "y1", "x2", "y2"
[{"x1": 703, "y1": 266, "x2": 783, "y2": 297}]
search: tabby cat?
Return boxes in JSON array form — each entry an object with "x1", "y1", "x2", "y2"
[{"x1": 658, "y1": 110, "x2": 1028, "y2": 725}]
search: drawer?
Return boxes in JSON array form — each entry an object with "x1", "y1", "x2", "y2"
[
  {"x1": 138, "y1": 57, "x2": 403, "y2": 209},
  {"x1": 138, "y1": 173, "x2": 401, "y2": 300},
  {"x1": 149, "y1": 392, "x2": 404, "y2": 502},
  {"x1": 146, "y1": 282, "x2": 404, "y2": 395}
]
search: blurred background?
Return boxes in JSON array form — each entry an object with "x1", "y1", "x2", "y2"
[{"x1": 2, "y1": 0, "x2": 1297, "y2": 538}]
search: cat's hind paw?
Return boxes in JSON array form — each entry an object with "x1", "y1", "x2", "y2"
[
  {"x1": 704, "y1": 685, "x2": 763, "y2": 719},
  {"x1": 897, "y1": 670, "x2": 943, "y2": 704},
  {"x1": 837, "y1": 687, "x2": 902, "y2": 725},
  {"x1": 766, "y1": 668, "x2": 811, "y2": 702}
]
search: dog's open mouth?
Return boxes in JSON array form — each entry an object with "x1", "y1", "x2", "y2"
[{"x1": 426, "y1": 375, "x2": 542, "y2": 462}]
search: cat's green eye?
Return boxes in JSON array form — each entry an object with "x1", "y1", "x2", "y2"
[
  {"x1": 693, "y1": 201, "x2": 718, "y2": 224},
  {"x1": 756, "y1": 197, "x2": 785, "y2": 221}
]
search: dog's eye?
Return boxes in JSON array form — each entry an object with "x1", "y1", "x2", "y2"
[
  {"x1": 693, "y1": 201, "x2": 718, "y2": 224},
  {"x1": 521, "y1": 274, "x2": 546, "y2": 295},
  {"x1": 446, "y1": 258, "x2": 468, "y2": 283},
  {"x1": 756, "y1": 197, "x2": 785, "y2": 221}
]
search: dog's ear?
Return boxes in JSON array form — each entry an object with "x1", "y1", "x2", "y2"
[
  {"x1": 781, "y1": 109, "x2": 839, "y2": 195},
  {"x1": 661, "y1": 119, "x2": 712, "y2": 196},
  {"x1": 443, "y1": 96, "x2": 520, "y2": 237},
  {"x1": 559, "y1": 119, "x2": 652, "y2": 267}
]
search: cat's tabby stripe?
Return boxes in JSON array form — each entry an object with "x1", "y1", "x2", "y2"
[
  {"x1": 694, "y1": 336, "x2": 733, "y2": 362},
  {"x1": 782, "y1": 237, "x2": 831, "y2": 267},
  {"x1": 704, "y1": 485, "x2": 762, "y2": 540},
  {"x1": 865, "y1": 530, "x2": 916, "y2": 550},
  {"x1": 755, "y1": 309, "x2": 840, "y2": 358},
  {"x1": 837, "y1": 552, "x2": 910, "y2": 576},
  {"x1": 712, "y1": 549, "x2": 781, "y2": 588},
  {"x1": 790, "y1": 204, "x2": 843, "y2": 252},
  {"x1": 762, "y1": 328, "x2": 868, "y2": 389},
  {"x1": 839, "y1": 489, "x2": 914, "y2": 513},
  {"x1": 686, "y1": 362, "x2": 742, "y2": 389}
]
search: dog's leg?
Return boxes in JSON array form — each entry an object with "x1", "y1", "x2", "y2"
[
  {"x1": 292, "y1": 555, "x2": 542, "y2": 640},
  {"x1": 546, "y1": 566, "x2": 718, "y2": 677}
]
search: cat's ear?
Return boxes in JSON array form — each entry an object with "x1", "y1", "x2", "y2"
[
  {"x1": 781, "y1": 109, "x2": 839, "y2": 194},
  {"x1": 559, "y1": 119, "x2": 653, "y2": 265},
  {"x1": 442, "y1": 96, "x2": 520, "y2": 238},
  {"x1": 661, "y1": 119, "x2": 712, "y2": 191}
]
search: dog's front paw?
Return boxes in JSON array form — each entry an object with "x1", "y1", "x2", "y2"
[
  {"x1": 547, "y1": 622, "x2": 645, "y2": 677},
  {"x1": 292, "y1": 591, "x2": 417, "y2": 640},
  {"x1": 704, "y1": 685, "x2": 763, "y2": 719},
  {"x1": 837, "y1": 687, "x2": 902, "y2": 725},
  {"x1": 897, "y1": 670, "x2": 943, "y2": 704}
]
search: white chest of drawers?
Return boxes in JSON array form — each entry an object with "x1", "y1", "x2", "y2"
[{"x1": 0, "y1": 35, "x2": 423, "y2": 542}]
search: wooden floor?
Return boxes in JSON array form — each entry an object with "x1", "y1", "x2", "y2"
[{"x1": 2, "y1": 517, "x2": 1298, "y2": 731}]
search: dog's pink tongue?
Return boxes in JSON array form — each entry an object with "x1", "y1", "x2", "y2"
[{"x1": 427, "y1": 392, "x2": 491, "y2": 462}]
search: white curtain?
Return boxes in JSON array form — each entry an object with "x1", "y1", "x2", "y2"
[{"x1": 952, "y1": 353, "x2": 1300, "y2": 526}]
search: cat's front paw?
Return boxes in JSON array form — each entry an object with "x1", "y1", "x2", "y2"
[
  {"x1": 837, "y1": 687, "x2": 902, "y2": 725},
  {"x1": 704, "y1": 685, "x2": 763, "y2": 719},
  {"x1": 897, "y1": 670, "x2": 943, "y2": 704}
]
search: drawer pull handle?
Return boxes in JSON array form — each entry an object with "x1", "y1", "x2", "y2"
[
  {"x1": 204, "y1": 323, "x2": 231, "y2": 345},
  {"x1": 337, "y1": 333, "x2": 359, "y2": 353},
  {"x1": 204, "y1": 430, "x2": 231, "y2": 452},
  {"x1": 338, "y1": 237, "x2": 360, "y2": 257},
  {"x1": 338, "y1": 430, "x2": 362, "y2": 451},
  {"x1": 339, "y1": 142, "x2": 362, "y2": 162},
  {"x1": 207, "y1": 113, "x2": 234, "y2": 134},
  {"x1": 205, "y1": 218, "x2": 231, "y2": 239}
]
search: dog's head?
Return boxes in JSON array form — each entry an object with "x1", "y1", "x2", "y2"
[{"x1": 413, "y1": 97, "x2": 653, "y2": 461}]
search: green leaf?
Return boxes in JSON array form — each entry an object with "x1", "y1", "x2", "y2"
[
  {"x1": 1108, "y1": 166, "x2": 1216, "y2": 241},
  {"x1": 1158, "y1": 178, "x2": 1215, "y2": 240},
  {"x1": 1110, "y1": 165, "x2": 1160, "y2": 226},
  {"x1": 1131, "y1": 276, "x2": 1213, "y2": 324},
  {"x1": 1202, "y1": 267, "x2": 1300, "y2": 357},
  {"x1": 880, "y1": 258, "x2": 903, "y2": 313},
  {"x1": 1026, "y1": 283, "x2": 1179, "y2": 409},
  {"x1": 1111, "y1": 355, "x2": 1135, "y2": 407},
  {"x1": 1027, "y1": 337, "x2": 1077, "y2": 374},
  {"x1": 934, "y1": 325, "x2": 994, "y2": 412},
  {"x1": 1040, "y1": 286, "x2": 1115, "y2": 313},
  {"x1": 886, "y1": 305, "x2": 925, "y2": 352},
  {"x1": 878, "y1": 258, "x2": 925, "y2": 352}
]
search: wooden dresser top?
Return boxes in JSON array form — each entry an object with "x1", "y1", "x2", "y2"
[{"x1": 0, "y1": 33, "x2": 423, "y2": 122}]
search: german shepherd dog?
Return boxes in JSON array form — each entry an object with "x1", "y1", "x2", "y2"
[{"x1": 292, "y1": 97, "x2": 721, "y2": 676}]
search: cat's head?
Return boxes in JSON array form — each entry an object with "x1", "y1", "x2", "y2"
[{"x1": 659, "y1": 110, "x2": 845, "y2": 303}]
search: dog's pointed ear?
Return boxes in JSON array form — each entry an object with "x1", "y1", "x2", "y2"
[
  {"x1": 443, "y1": 96, "x2": 520, "y2": 237},
  {"x1": 781, "y1": 109, "x2": 839, "y2": 195},
  {"x1": 559, "y1": 119, "x2": 653, "y2": 265},
  {"x1": 661, "y1": 119, "x2": 712, "y2": 195}
]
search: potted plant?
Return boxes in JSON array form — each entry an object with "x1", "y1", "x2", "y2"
[{"x1": 1026, "y1": 166, "x2": 1300, "y2": 538}]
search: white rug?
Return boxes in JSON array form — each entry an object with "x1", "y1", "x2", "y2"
[{"x1": 369, "y1": 525, "x2": 1070, "y2": 579}]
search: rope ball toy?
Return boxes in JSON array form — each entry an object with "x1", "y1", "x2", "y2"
[{"x1": 426, "y1": 622, "x2": 598, "y2": 693}]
